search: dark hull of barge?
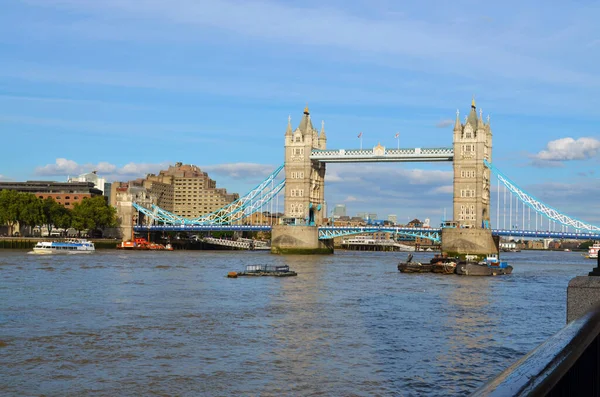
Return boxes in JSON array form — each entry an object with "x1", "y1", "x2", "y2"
[
  {"x1": 397, "y1": 262, "x2": 434, "y2": 273},
  {"x1": 455, "y1": 262, "x2": 513, "y2": 276}
]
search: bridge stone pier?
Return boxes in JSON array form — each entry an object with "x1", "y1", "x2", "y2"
[
  {"x1": 271, "y1": 106, "x2": 333, "y2": 254},
  {"x1": 442, "y1": 99, "x2": 499, "y2": 260}
]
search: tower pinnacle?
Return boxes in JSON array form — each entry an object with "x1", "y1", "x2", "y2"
[
  {"x1": 454, "y1": 109, "x2": 461, "y2": 130},
  {"x1": 285, "y1": 114, "x2": 292, "y2": 136},
  {"x1": 319, "y1": 120, "x2": 327, "y2": 140}
]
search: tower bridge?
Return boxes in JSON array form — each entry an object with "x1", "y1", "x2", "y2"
[
  {"x1": 130, "y1": 99, "x2": 600, "y2": 255},
  {"x1": 270, "y1": 99, "x2": 496, "y2": 256}
]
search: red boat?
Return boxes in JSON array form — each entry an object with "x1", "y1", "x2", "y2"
[{"x1": 117, "y1": 237, "x2": 173, "y2": 251}]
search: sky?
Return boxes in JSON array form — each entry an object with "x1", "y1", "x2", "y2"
[{"x1": 1, "y1": 0, "x2": 599, "y2": 227}]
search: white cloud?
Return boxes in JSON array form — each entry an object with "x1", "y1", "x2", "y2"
[
  {"x1": 344, "y1": 195, "x2": 363, "y2": 203},
  {"x1": 201, "y1": 163, "x2": 277, "y2": 180},
  {"x1": 436, "y1": 119, "x2": 454, "y2": 128},
  {"x1": 35, "y1": 158, "x2": 82, "y2": 176},
  {"x1": 532, "y1": 137, "x2": 600, "y2": 163},
  {"x1": 430, "y1": 185, "x2": 453, "y2": 194},
  {"x1": 35, "y1": 158, "x2": 170, "y2": 181}
]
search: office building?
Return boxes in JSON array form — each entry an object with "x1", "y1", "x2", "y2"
[
  {"x1": 0, "y1": 181, "x2": 103, "y2": 208},
  {"x1": 333, "y1": 204, "x2": 347, "y2": 218}
]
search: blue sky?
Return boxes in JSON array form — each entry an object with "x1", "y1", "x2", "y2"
[{"x1": 1, "y1": 0, "x2": 599, "y2": 227}]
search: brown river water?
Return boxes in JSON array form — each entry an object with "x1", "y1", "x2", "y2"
[{"x1": 0, "y1": 249, "x2": 593, "y2": 396}]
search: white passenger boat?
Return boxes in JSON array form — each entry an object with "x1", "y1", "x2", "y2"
[
  {"x1": 31, "y1": 239, "x2": 95, "y2": 254},
  {"x1": 587, "y1": 242, "x2": 600, "y2": 259}
]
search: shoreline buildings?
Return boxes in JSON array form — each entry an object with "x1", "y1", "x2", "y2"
[{"x1": 112, "y1": 162, "x2": 239, "y2": 237}]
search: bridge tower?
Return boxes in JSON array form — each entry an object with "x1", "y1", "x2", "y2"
[
  {"x1": 442, "y1": 99, "x2": 498, "y2": 259},
  {"x1": 282, "y1": 105, "x2": 327, "y2": 226},
  {"x1": 452, "y1": 98, "x2": 492, "y2": 228},
  {"x1": 271, "y1": 106, "x2": 333, "y2": 254}
]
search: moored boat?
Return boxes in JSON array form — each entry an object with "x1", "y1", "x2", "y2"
[
  {"x1": 431, "y1": 261, "x2": 457, "y2": 274},
  {"x1": 30, "y1": 239, "x2": 95, "y2": 254},
  {"x1": 234, "y1": 264, "x2": 297, "y2": 277},
  {"x1": 117, "y1": 238, "x2": 173, "y2": 251},
  {"x1": 398, "y1": 253, "x2": 434, "y2": 273},
  {"x1": 455, "y1": 254, "x2": 513, "y2": 276},
  {"x1": 584, "y1": 242, "x2": 600, "y2": 259},
  {"x1": 429, "y1": 253, "x2": 458, "y2": 274}
]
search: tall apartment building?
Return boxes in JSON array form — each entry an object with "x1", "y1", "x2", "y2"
[{"x1": 140, "y1": 162, "x2": 239, "y2": 219}]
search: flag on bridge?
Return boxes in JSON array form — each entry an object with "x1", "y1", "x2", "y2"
[
  {"x1": 358, "y1": 132, "x2": 362, "y2": 138},
  {"x1": 395, "y1": 132, "x2": 400, "y2": 138}
]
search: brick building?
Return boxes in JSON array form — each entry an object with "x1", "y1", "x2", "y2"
[{"x1": 0, "y1": 181, "x2": 103, "y2": 209}]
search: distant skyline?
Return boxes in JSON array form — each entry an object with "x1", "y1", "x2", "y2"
[{"x1": 1, "y1": 0, "x2": 599, "y2": 227}]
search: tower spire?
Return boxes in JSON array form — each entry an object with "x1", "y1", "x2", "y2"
[
  {"x1": 285, "y1": 114, "x2": 292, "y2": 136},
  {"x1": 454, "y1": 109, "x2": 461, "y2": 130},
  {"x1": 320, "y1": 120, "x2": 327, "y2": 140},
  {"x1": 466, "y1": 96, "x2": 478, "y2": 127}
]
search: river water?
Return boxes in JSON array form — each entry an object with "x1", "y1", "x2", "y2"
[{"x1": 0, "y1": 249, "x2": 593, "y2": 396}]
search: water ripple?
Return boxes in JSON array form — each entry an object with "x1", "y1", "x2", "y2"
[{"x1": 0, "y1": 249, "x2": 588, "y2": 396}]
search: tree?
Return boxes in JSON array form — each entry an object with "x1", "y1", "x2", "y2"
[
  {"x1": 71, "y1": 196, "x2": 117, "y2": 235},
  {"x1": 42, "y1": 197, "x2": 72, "y2": 235},
  {"x1": 18, "y1": 192, "x2": 45, "y2": 231},
  {"x1": 0, "y1": 190, "x2": 23, "y2": 236}
]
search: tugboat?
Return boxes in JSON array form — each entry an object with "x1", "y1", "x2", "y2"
[
  {"x1": 231, "y1": 264, "x2": 297, "y2": 277},
  {"x1": 455, "y1": 254, "x2": 513, "y2": 276},
  {"x1": 398, "y1": 253, "x2": 434, "y2": 273}
]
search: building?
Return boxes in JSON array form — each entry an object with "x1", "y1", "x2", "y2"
[
  {"x1": 333, "y1": 204, "x2": 347, "y2": 219},
  {"x1": 110, "y1": 181, "x2": 156, "y2": 239},
  {"x1": 388, "y1": 214, "x2": 397, "y2": 225},
  {"x1": 0, "y1": 181, "x2": 103, "y2": 209},
  {"x1": 452, "y1": 98, "x2": 492, "y2": 228},
  {"x1": 68, "y1": 171, "x2": 107, "y2": 195},
  {"x1": 117, "y1": 162, "x2": 239, "y2": 220},
  {"x1": 282, "y1": 106, "x2": 327, "y2": 225}
]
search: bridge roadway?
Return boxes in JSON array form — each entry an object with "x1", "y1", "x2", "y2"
[{"x1": 134, "y1": 225, "x2": 600, "y2": 241}]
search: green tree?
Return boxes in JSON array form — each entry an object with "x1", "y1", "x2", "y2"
[
  {"x1": 42, "y1": 197, "x2": 72, "y2": 235},
  {"x1": 71, "y1": 196, "x2": 117, "y2": 235},
  {"x1": 0, "y1": 190, "x2": 23, "y2": 236},
  {"x1": 18, "y1": 192, "x2": 45, "y2": 230}
]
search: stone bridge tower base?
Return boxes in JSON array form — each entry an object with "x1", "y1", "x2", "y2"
[
  {"x1": 271, "y1": 106, "x2": 333, "y2": 255},
  {"x1": 441, "y1": 228, "x2": 499, "y2": 261},
  {"x1": 271, "y1": 225, "x2": 333, "y2": 255}
]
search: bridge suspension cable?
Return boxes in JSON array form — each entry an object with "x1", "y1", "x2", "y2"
[
  {"x1": 485, "y1": 160, "x2": 600, "y2": 234},
  {"x1": 132, "y1": 164, "x2": 285, "y2": 226}
]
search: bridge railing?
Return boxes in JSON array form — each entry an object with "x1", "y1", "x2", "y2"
[{"x1": 471, "y1": 305, "x2": 600, "y2": 396}]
